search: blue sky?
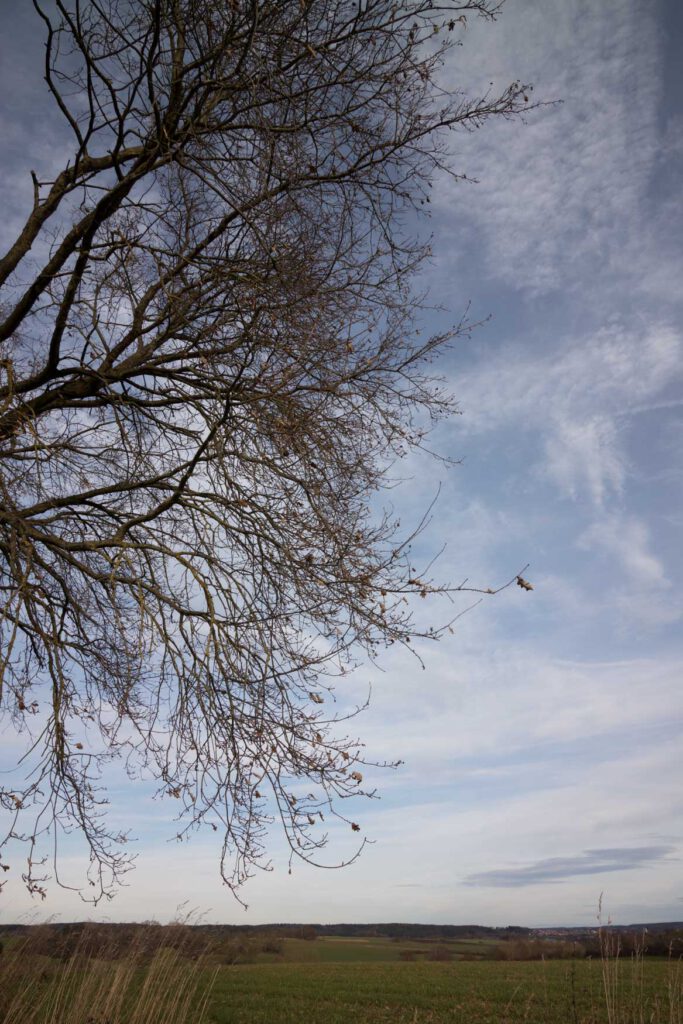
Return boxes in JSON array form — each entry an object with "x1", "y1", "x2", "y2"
[{"x1": 1, "y1": 0, "x2": 682, "y2": 927}]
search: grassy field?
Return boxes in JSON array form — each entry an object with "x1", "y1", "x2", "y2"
[
  {"x1": 257, "y1": 935, "x2": 496, "y2": 963},
  {"x1": 206, "y1": 957, "x2": 680, "y2": 1024},
  {"x1": 1, "y1": 929, "x2": 680, "y2": 1024}
]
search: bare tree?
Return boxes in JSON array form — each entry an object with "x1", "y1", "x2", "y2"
[{"x1": 0, "y1": 0, "x2": 529, "y2": 904}]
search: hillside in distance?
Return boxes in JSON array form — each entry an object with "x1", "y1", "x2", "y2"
[{"x1": 2, "y1": 921, "x2": 682, "y2": 940}]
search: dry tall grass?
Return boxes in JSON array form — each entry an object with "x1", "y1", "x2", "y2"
[
  {"x1": 597, "y1": 924, "x2": 682, "y2": 1024},
  {"x1": 0, "y1": 924, "x2": 216, "y2": 1024}
]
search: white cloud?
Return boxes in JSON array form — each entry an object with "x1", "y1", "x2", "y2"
[
  {"x1": 537, "y1": 529, "x2": 681, "y2": 633},
  {"x1": 459, "y1": 323, "x2": 681, "y2": 436},
  {"x1": 453, "y1": 322, "x2": 682, "y2": 505},
  {"x1": 578, "y1": 516, "x2": 668, "y2": 588},
  {"x1": 3, "y1": 641, "x2": 680, "y2": 925},
  {"x1": 438, "y1": 0, "x2": 665, "y2": 301},
  {"x1": 543, "y1": 415, "x2": 626, "y2": 505},
  {"x1": 349, "y1": 638, "x2": 683, "y2": 805}
]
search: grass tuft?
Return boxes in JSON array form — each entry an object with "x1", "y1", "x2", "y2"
[{"x1": 0, "y1": 923, "x2": 216, "y2": 1024}]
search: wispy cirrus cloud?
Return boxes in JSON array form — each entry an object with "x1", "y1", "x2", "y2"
[
  {"x1": 578, "y1": 516, "x2": 668, "y2": 589},
  {"x1": 439, "y1": 0, "x2": 667, "y2": 302},
  {"x1": 577, "y1": 515, "x2": 681, "y2": 630},
  {"x1": 439, "y1": 319, "x2": 683, "y2": 632},
  {"x1": 454, "y1": 322, "x2": 681, "y2": 506}
]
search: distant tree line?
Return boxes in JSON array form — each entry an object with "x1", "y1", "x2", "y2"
[
  {"x1": 2, "y1": 921, "x2": 681, "y2": 963},
  {"x1": 495, "y1": 931, "x2": 683, "y2": 962}
]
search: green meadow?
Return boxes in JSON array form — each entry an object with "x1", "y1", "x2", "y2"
[
  {"x1": 255, "y1": 935, "x2": 497, "y2": 963},
  {"x1": 208, "y1": 941, "x2": 680, "y2": 1024},
  {"x1": 1, "y1": 930, "x2": 680, "y2": 1024}
]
